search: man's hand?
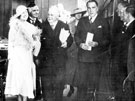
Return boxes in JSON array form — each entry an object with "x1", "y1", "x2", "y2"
[
  {"x1": 80, "y1": 43, "x2": 89, "y2": 50},
  {"x1": 61, "y1": 41, "x2": 67, "y2": 48},
  {"x1": 88, "y1": 41, "x2": 98, "y2": 47}
]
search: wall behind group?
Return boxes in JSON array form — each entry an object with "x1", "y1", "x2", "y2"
[
  {"x1": 0, "y1": 0, "x2": 112, "y2": 38},
  {"x1": 0, "y1": 0, "x2": 12, "y2": 38},
  {"x1": 35, "y1": 0, "x2": 77, "y2": 20},
  {"x1": 0, "y1": 0, "x2": 77, "y2": 37},
  {"x1": 0, "y1": 0, "x2": 33, "y2": 38},
  {"x1": 1, "y1": 0, "x2": 133, "y2": 38}
]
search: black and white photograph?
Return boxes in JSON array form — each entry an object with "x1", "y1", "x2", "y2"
[{"x1": 0, "y1": 0, "x2": 135, "y2": 101}]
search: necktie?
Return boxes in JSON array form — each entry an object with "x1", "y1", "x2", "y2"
[
  {"x1": 31, "y1": 19, "x2": 35, "y2": 24},
  {"x1": 89, "y1": 17, "x2": 92, "y2": 24}
]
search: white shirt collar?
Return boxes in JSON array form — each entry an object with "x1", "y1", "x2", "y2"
[
  {"x1": 126, "y1": 19, "x2": 135, "y2": 27},
  {"x1": 29, "y1": 16, "x2": 36, "y2": 24},
  {"x1": 89, "y1": 14, "x2": 98, "y2": 23},
  {"x1": 29, "y1": 16, "x2": 36, "y2": 21}
]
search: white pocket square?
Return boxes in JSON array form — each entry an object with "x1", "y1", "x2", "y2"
[{"x1": 98, "y1": 25, "x2": 102, "y2": 28}]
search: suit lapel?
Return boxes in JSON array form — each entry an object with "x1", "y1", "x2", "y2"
[
  {"x1": 126, "y1": 20, "x2": 134, "y2": 32},
  {"x1": 46, "y1": 20, "x2": 55, "y2": 37},
  {"x1": 54, "y1": 21, "x2": 62, "y2": 37},
  {"x1": 34, "y1": 19, "x2": 39, "y2": 26},
  {"x1": 47, "y1": 21, "x2": 61, "y2": 38},
  {"x1": 91, "y1": 15, "x2": 100, "y2": 28},
  {"x1": 125, "y1": 20, "x2": 135, "y2": 39},
  {"x1": 82, "y1": 17, "x2": 92, "y2": 32},
  {"x1": 83, "y1": 16, "x2": 101, "y2": 32}
]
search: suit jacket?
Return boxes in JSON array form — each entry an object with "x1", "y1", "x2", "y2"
[
  {"x1": 118, "y1": 20, "x2": 135, "y2": 64},
  {"x1": 68, "y1": 19, "x2": 77, "y2": 36},
  {"x1": 126, "y1": 20, "x2": 135, "y2": 74},
  {"x1": 41, "y1": 19, "x2": 73, "y2": 68},
  {"x1": 128, "y1": 36, "x2": 135, "y2": 74},
  {"x1": 111, "y1": 13, "x2": 123, "y2": 61},
  {"x1": 27, "y1": 17, "x2": 43, "y2": 29},
  {"x1": 74, "y1": 15, "x2": 110, "y2": 62}
]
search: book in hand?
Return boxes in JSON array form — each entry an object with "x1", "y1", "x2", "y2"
[
  {"x1": 85, "y1": 32, "x2": 94, "y2": 51},
  {"x1": 59, "y1": 28, "x2": 70, "y2": 43}
]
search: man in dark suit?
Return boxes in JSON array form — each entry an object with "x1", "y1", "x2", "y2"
[
  {"x1": 40, "y1": 5, "x2": 73, "y2": 101},
  {"x1": 27, "y1": 2, "x2": 43, "y2": 29},
  {"x1": 27, "y1": 2, "x2": 43, "y2": 100},
  {"x1": 74, "y1": 0, "x2": 110, "y2": 101},
  {"x1": 121, "y1": 5, "x2": 135, "y2": 101},
  {"x1": 110, "y1": 1, "x2": 130, "y2": 101},
  {"x1": 118, "y1": 4, "x2": 135, "y2": 78}
]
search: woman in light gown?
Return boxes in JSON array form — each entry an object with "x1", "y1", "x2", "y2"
[{"x1": 4, "y1": 5, "x2": 41, "y2": 101}]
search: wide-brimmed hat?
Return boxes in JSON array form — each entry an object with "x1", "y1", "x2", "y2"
[
  {"x1": 71, "y1": 8, "x2": 86, "y2": 16},
  {"x1": 14, "y1": 5, "x2": 27, "y2": 17}
]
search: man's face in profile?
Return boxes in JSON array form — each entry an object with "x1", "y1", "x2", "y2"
[{"x1": 117, "y1": 4, "x2": 126, "y2": 21}]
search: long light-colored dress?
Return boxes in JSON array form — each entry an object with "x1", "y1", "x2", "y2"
[{"x1": 4, "y1": 17, "x2": 41, "y2": 98}]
